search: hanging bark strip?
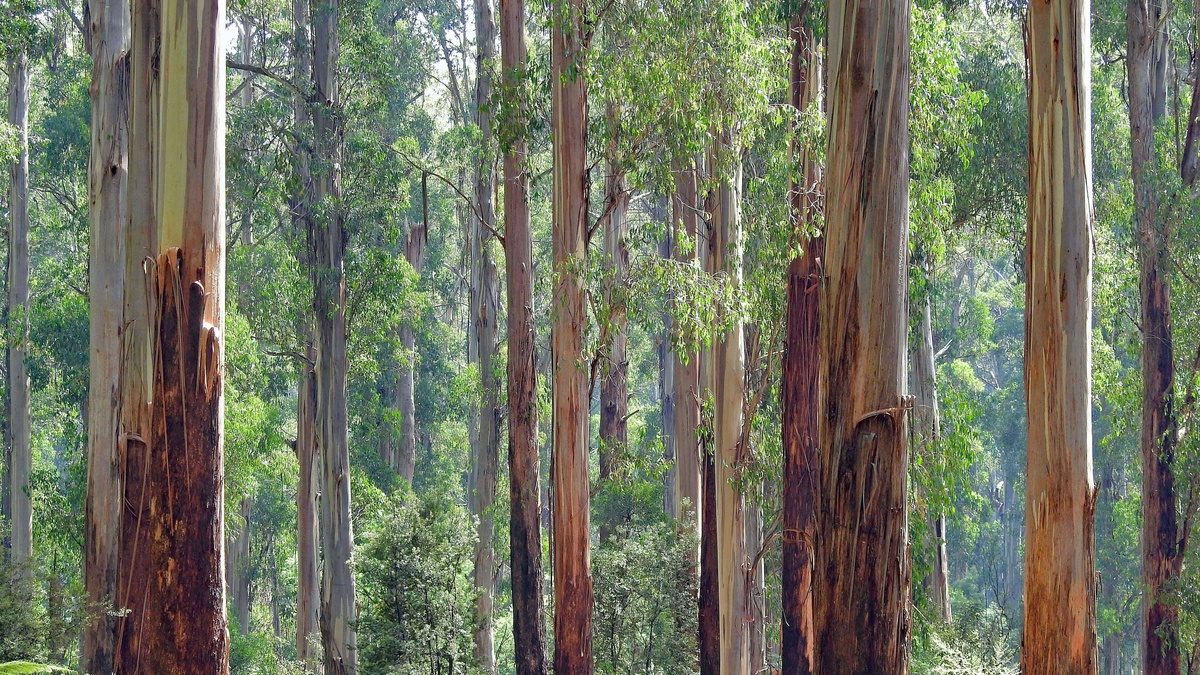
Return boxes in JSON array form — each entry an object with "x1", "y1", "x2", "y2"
[
  {"x1": 815, "y1": 0, "x2": 912, "y2": 670},
  {"x1": 114, "y1": 0, "x2": 229, "y2": 666},
  {"x1": 1022, "y1": 0, "x2": 1098, "y2": 670},
  {"x1": 781, "y1": 6, "x2": 820, "y2": 672}
]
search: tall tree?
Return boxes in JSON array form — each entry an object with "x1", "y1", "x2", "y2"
[
  {"x1": 6, "y1": 41, "x2": 31, "y2": 570},
  {"x1": 115, "y1": 0, "x2": 230, "y2": 666},
  {"x1": 550, "y1": 0, "x2": 594, "y2": 667},
  {"x1": 815, "y1": 0, "x2": 912, "y2": 669},
  {"x1": 1022, "y1": 0, "x2": 1097, "y2": 670},
  {"x1": 672, "y1": 161, "x2": 701, "y2": 555},
  {"x1": 912, "y1": 278, "x2": 951, "y2": 624},
  {"x1": 711, "y1": 132, "x2": 748, "y2": 674},
  {"x1": 1128, "y1": 0, "x2": 1181, "y2": 670},
  {"x1": 598, "y1": 132, "x2": 629, "y2": 537},
  {"x1": 781, "y1": 6, "x2": 819, "y2": 672},
  {"x1": 82, "y1": 0, "x2": 129, "y2": 668},
  {"x1": 500, "y1": 0, "x2": 548, "y2": 667},
  {"x1": 396, "y1": 208, "x2": 427, "y2": 482},
  {"x1": 469, "y1": 0, "x2": 500, "y2": 665},
  {"x1": 310, "y1": 0, "x2": 358, "y2": 667}
]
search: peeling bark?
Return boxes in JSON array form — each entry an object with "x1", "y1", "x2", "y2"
[
  {"x1": 82, "y1": 0, "x2": 129, "y2": 665},
  {"x1": 781, "y1": 9, "x2": 820, "y2": 672},
  {"x1": 815, "y1": 0, "x2": 912, "y2": 670},
  {"x1": 1129, "y1": 0, "x2": 1182, "y2": 671},
  {"x1": 550, "y1": 0, "x2": 594, "y2": 665},
  {"x1": 114, "y1": 0, "x2": 230, "y2": 664},
  {"x1": 1022, "y1": 0, "x2": 1098, "y2": 670},
  {"x1": 501, "y1": 0, "x2": 547, "y2": 668}
]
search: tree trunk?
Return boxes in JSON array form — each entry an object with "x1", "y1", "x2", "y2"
[
  {"x1": 6, "y1": 48, "x2": 31, "y2": 569},
  {"x1": 698, "y1": 425, "x2": 719, "y2": 675},
  {"x1": 1022, "y1": 0, "x2": 1098, "y2": 670},
  {"x1": 698, "y1": 174, "x2": 720, "y2": 675},
  {"x1": 1129, "y1": 0, "x2": 1182, "y2": 671},
  {"x1": 397, "y1": 201, "x2": 427, "y2": 482},
  {"x1": 599, "y1": 155, "x2": 630, "y2": 541},
  {"x1": 501, "y1": 1, "x2": 548, "y2": 670},
  {"x1": 711, "y1": 133, "x2": 748, "y2": 675},
  {"x1": 746, "y1": 485, "x2": 765, "y2": 674},
  {"x1": 551, "y1": 0, "x2": 594, "y2": 666},
  {"x1": 82, "y1": 0, "x2": 129, "y2": 665},
  {"x1": 470, "y1": 0, "x2": 500, "y2": 668},
  {"x1": 781, "y1": 9, "x2": 820, "y2": 672},
  {"x1": 115, "y1": 0, "x2": 230, "y2": 666},
  {"x1": 913, "y1": 290, "x2": 951, "y2": 624},
  {"x1": 659, "y1": 221, "x2": 676, "y2": 520},
  {"x1": 1182, "y1": 0, "x2": 1200, "y2": 186},
  {"x1": 232, "y1": 497, "x2": 253, "y2": 633},
  {"x1": 815, "y1": 0, "x2": 912, "y2": 670},
  {"x1": 296, "y1": 354, "x2": 321, "y2": 662},
  {"x1": 672, "y1": 161, "x2": 701, "y2": 554},
  {"x1": 310, "y1": 0, "x2": 358, "y2": 668}
]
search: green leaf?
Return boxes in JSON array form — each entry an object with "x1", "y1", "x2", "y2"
[{"x1": 0, "y1": 662, "x2": 73, "y2": 674}]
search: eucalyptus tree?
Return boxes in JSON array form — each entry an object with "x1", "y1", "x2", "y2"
[
  {"x1": 815, "y1": 0, "x2": 912, "y2": 669},
  {"x1": 82, "y1": 0, "x2": 128, "y2": 667},
  {"x1": 781, "y1": 3, "x2": 820, "y2": 671},
  {"x1": 1022, "y1": 0, "x2": 1097, "y2": 670},
  {"x1": 499, "y1": 0, "x2": 548, "y2": 667},
  {"x1": 1128, "y1": 0, "x2": 1181, "y2": 669},
  {"x1": 6, "y1": 11, "x2": 32, "y2": 570},
  {"x1": 468, "y1": 0, "x2": 500, "y2": 667},
  {"x1": 115, "y1": 0, "x2": 230, "y2": 666},
  {"x1": 550, "y1": 0, "x2": 594, "y2": 667}
]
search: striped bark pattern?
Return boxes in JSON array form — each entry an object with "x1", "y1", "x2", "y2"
[{"x1": 1022, "y1": 0, "x2": 1098, "y2": 670}]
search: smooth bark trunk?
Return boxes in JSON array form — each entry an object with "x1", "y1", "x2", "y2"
[
  {"x1": 116, "y1": 0, "x2": 230, "y2": 666},
  {"x1": 711, "y1": 134, "x2": 748, "y2": 675},
  {"x1": 551, "y1": 0, "x2": 594, "y2": 665},
  {"x1": 913, "y1": 292, "x2": 951, "y2": 624},
  {"x1": 6, "y1": 49, "x2": 31, "y2": 568},
  {"x1": 470, "y1": 0, "x2": 500, "y2": 667},
  {"x1": 82, "y1": 0, "x2": 129, "y2": 664},
  {"x1": 311, "y1": 0, "x2": 358, "y2": 668},
  {"x1": 815, "y1": 0, "x2": 912, "y2": 669},
  {"x1": 397, "y1": 206, "x2": 426, "y2": 482},
  {"x1": 598, "y1": 157, "x2": 629, "y2": 540},
  {"x1": 296, "y1": 354, "x2": 321, "y2": 662},
  {"x1": 672, "y1": 162, "x2": 701, "y2": 554},
  {"x1": 232, "y1": 497, "x2": 253, "y2": 633},
  {"x1": 1021, "y1": 0, "x2": 1098, "y2": 669}
]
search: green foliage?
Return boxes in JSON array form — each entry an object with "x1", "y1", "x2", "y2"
[
  {"x1": 912, "y1": 602, "x2": 1018, "y2": 675},
  {"x1": 593, "y1": 520, "x2": 699, "y2": 674},
  {"x1": 357, "y1": 493, "x2": 479, "y2": 674}
]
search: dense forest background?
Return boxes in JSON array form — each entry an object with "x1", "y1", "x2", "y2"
[{"x1": 0, "y1": 0, "x2": 1197, "y2": 671}]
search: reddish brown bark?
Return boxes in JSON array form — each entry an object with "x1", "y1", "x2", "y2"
[
  {"x1": 550, "y1": 0, "x2": 594, "y2": 668},
  {"x1": 114, "y1": 0, "x2": 230, "y2": 667},
  {"x1": 815, "y1": 0, "x2": 912, "y2": 670},
  {"x1": 296, "y1": 356, "x2": 320, "y2": 660},
  {"x1": 781, "y1": 8, "x2": 820, "y2": 673},
  {"x1": 501, "y1": 0, "x2": 548, "y2": 668},
  {"x1": 1129, "y1": 0, "x2": 1182, "y2": 670}
]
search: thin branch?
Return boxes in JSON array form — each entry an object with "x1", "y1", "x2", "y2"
[
  {"x1": 226, "y1": 59, "x2": 306, "y2": 98},
  {"x1": 385, "y1": 145, "x2": 505, "y2": 245}
]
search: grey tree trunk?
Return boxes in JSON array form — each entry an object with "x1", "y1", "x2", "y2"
[
  {"x1": 470, "y1": 0, "x2": 500, "y2": 668},
  {"x1": 82, "y1": 0, "x2": 129, "y2": 666},
  {"x1": 1021, "y1": 0, "x2": 1098, "y2": 669},
  {"x1": 6, "y1": 49, "x2": 31, "y2": 568},
  {"x1": 912, "y1": 290, "x2": 951, "y2": 624}
]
